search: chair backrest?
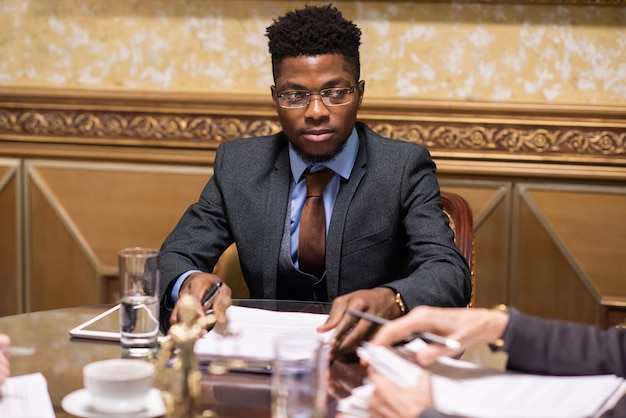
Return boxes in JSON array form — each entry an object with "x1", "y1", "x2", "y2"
[{"x1": 440, "y1": 191, "x2": 475, "y2": 307}]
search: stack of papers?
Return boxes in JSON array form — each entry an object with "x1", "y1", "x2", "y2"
[
  {"x1": 338, "y1": 343, "x2": 626, "y2": 418},
  {"x1": 194, "y1": 305, "x2": 331, "y2": 364},
  {"x1": 0, "y1": 373, "x2": 55, "y2": 418}
]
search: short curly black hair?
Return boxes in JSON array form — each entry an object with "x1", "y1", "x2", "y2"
[{"x1": 265, "y1": 4, "x2": 362, "y2": 82}]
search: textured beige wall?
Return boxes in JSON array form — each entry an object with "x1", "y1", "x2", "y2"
[{"x1": 1, "y1": 0, "x2": 625, "y2": 105}]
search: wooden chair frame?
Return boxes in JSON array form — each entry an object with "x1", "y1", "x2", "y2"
[{"x1": 440, "y1": 191, "x2": 475, "y2": 307}]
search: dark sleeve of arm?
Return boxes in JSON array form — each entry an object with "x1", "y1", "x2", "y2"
[
  {"x1": 158, "y1": 144, "x2": 233, "y2": 325},
  {"x1": 390, "y1": 144, "x2": 472, "y2": 310},
  {"x1": 505, "y1": 309, "x2": 626, "y2": 377}
]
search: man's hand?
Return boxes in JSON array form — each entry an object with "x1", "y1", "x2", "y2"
[
  {"x1": 317, "y1": 287, "x2": 401, "y2": 358},
  {"x1": 169, "y1": 272, "x2": 232, "y2": 327}
]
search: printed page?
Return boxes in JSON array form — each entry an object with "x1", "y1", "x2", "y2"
[
  {"x1": 339, "y1": 343, "x2": 626, "y2": 418},
  {"x1": 0, "y1": 373, "x2": 55, "y2": 418},
  {"x1": 194, "y1": 305, "x2": 331, "y2": 362}
]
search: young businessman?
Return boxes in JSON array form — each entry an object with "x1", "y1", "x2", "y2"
[
  {"x1": 366, "y1": 306, "x2": 626, "y2": 418},
  {"x1": 158, "y1": 4, "x2": 471, "y2": 357}
]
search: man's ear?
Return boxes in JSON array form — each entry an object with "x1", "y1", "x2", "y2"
[
  {"x1": 357, "y1": 80, "x2": 365, "y2": 107},
  {"x1": 270, "y1": 86, "x2": 280, "y2": 111}
]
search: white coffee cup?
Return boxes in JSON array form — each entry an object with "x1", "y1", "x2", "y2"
[{"x1": 83, "y1": 359, "x2": 154, "y2": 414}]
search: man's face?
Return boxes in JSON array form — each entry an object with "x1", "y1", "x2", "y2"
[{"x1": 271, "y1": 54, "x2": 364, "y2": 163}]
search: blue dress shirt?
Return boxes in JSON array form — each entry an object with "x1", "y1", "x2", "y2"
[
  {"x1": 288, "y1": 128, "x2": 359, "y2": 267},
  {"x1": 171, "y1": 128, "x2": 359, "y2": 301}
]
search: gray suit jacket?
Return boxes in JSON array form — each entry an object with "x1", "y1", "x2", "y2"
[{"x1": 159, "y1": 122, "x2": 471, "y2": 314}]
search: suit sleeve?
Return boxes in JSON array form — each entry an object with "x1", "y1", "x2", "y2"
[
  {"x1": 158, "y1": 143, "x2": 234, "y2": 315},
  {"x1": 500, "y1": 309, "x2": 626, "y2": 417},
  {"x1": 388, "y1": 145, "x2": 472, "y2": 309},
  {"x1": 505, "y1": 309, "x2": 626, "y2": 378}
]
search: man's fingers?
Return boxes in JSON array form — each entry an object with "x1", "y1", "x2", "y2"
[
  {"x1": 333, "y1": 319, "x2": 380, "y2": 357},
  {"x1": 169, "y1": 305, "x2": 180, "y2": 325},
  {"x1": 212, "y1": 294, "x2": 232, "y2": 322}
]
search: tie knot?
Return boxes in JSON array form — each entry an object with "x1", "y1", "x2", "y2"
[{"x1": 304, "y1": 168, "x2": 334, "y2": 197}]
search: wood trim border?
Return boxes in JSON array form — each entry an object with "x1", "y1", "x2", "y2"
[{"x1": 1, "y1": 87, "x2": 624, "y2": 168}]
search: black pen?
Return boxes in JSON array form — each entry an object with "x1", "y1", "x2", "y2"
[
  {"x1": 347, "y1": 309, "x2": 461, "y2": 350},
  {"x1": 201, "y1": 279, "x2": 223, "y2": 314}
]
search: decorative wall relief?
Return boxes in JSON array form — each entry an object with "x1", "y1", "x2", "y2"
[{"x1": 1, "y1": 90, "x2": 624, "y2": 165}]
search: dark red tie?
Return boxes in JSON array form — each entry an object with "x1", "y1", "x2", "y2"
[{"x1": 298, "y1": 168, "x2": 334, "y2": 277}]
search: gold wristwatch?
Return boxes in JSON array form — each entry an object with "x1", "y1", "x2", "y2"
[
  {"x1": 394, "y1": 290, "x2": 407, "y2": 315},
  {"x1": 489, "y1": 304, "x2": 508, "y2": 350}
]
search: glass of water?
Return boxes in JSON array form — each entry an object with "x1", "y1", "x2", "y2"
[
  {"x1": 118, "y1": 247, "x2": 160, "y2": 359},
  {"x1": 271, "y1": 332, "x2": 328, "y2": 418}
]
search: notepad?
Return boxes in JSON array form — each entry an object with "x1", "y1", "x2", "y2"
[{"x1": 0, "y1": 373, "x2": 55, "y2": 418}]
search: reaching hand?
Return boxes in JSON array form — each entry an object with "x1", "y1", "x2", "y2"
[{"x1": 369, "y1": 305, "x2": 509, "y2": 366}]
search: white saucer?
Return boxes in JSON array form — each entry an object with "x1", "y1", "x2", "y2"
[{"x1": 62, "y1": 388, "x2": 166, "y2": 418}]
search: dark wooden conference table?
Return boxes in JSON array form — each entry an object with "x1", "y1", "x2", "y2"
[{"x1": 0, "y1": 299, "x2": 367, "y2": 418}]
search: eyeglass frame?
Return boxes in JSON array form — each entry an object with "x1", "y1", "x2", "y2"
[{"x1": 273, "y1": 85, "x2": 359, "y2": 109}]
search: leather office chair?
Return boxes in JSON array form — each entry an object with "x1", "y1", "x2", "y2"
[
  {"x1": 213, "y1": 243, "x2": 249, "y2": 298},
  {"x1": 440, "y1": 190, "x2": 475, "y2": 307},
  {"x1": 214, "y1": 191, "x2": 476, "y2": 306}
]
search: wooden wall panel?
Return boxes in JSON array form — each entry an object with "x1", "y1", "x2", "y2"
[
  {"x1": 440, "y1": 181, "x2": 512, "y2": 309},
  {"x1": 512, "y1": 189, "x2": 600, "y2": 325},
  {"x1": 24, "y1": 160, "x2": 213, "y2": 310},
  {"x1": 527, "y1": 187, "x2": 626, "y2": 299},
  {"x1": 515, "y1": 184, "x2": 626, "y2": 327},
  {"x1": 0, "y1": 159, "x2": 20, "y2": 316},
  {"x1": 27, "y1": 178, "x2": 98, "y2": 311}
]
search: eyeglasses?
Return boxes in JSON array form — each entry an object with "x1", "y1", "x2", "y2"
[{"x1": 275, "y1": 87, "x2": 357, "y2": 108}]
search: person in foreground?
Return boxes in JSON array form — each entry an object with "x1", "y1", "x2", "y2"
[
  {"x1": 158, "y1": 4, "x2": 471, "y2": 357},
  {"x1": 366, "y1": 305, "x2": 626, "y2": 418},
  {"x1": 0, "y1": 333, "x2": 10, "y2": 385}
]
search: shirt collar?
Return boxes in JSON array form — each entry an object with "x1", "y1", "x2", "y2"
[{"x1": 289, "y1": 128, "x2": 359, "y2": 182}]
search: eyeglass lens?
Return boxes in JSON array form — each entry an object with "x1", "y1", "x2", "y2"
[{"x1": 277, "y1": 87, "x2": 355, "y2": 108}]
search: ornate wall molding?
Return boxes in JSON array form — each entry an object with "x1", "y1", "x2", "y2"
[
  {"x1": 0, "y1": 110, "x2": 282, "y2": 144},
  {"x1": 369, "y1": 122, "x2": 625, "y2": 160},
  {"x1": 0, "y1": 88, "x2": 624, "y2": 167}
]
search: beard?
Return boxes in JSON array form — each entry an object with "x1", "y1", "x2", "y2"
[{"x1": 290, "y1": 136, "x2": 349, "y2": 165}]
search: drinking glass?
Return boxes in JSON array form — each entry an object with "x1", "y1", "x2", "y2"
[
  {"x1": 271, "y1": 332, "x2": 328, "y2": 418},
  {"x1": 118, "y1": 247, "x2": 160, "y2": 359}
]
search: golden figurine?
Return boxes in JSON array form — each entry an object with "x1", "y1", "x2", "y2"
[{"x1": 155, "y1": 293, "x2": 226, "y2": 418}]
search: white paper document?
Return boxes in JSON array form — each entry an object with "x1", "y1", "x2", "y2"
[
  {"x1": 194, "y1": 305, "x2": 331, "y2": 362},
  {"x1": 0, "y1": 373, "x2": 55, "y2": 418},
  {"x1": 339, "y1": 343, "x2": 626, "y2": 418}
]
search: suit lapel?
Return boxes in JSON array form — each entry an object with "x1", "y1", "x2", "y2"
[
  {"x1": 325, "y1": 131, "x2": 368, "y2": 300},
  {"x1": 261, "y1": 146, "x2": 292, "y2": 298}
]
